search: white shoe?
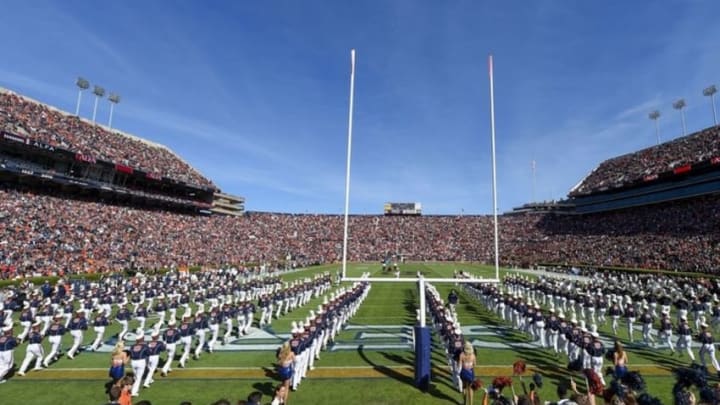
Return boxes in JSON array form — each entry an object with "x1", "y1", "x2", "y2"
[
  {"x1": 143, "y1": 384, "x2": 150, "y2": 388},
  {"x1": 17, "y1": 371, "x2": 25, "y2": 377}
]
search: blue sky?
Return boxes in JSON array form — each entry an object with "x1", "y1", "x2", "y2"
[{"x1": 1, "y1": 1, "x2": 719, "y2": 214}]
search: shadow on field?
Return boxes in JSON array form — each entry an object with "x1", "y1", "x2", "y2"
[
  {"x1": 252, "y1": 381, "x2": 277, "y2": 397},
  {"x1": 357, "y1": 347, "x2": 460, "y2": 404},
  {"x1": 630, "y1": 345, "x2": 688, "y2": 371},
  {"x1": 380, "y1": 351, "x2": 414, "y2": 367},
  {"x1": 404, "y1": 288, "x2": 418, "y2": 323},
  {"x1": 262, "y1": 365, "x2": 279, "y2": 381}
]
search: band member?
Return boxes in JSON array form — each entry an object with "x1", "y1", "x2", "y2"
[
  {"x1": 17, "y1": 321, "x2": 44, "y2": 375},
  {"x1": 698, "y1": 322, "x2": 720, "y2": 375},
  {"x1": 677, "y1": 316, "x2": 695, "y2": 361}
]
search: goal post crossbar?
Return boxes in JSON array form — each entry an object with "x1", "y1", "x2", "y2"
[
  {"x1": 341, "y1": 277, "x2": 499, "y2": 284},
  {"x1": 341, "y1": 276, "x2": 499, "y2": 328}
]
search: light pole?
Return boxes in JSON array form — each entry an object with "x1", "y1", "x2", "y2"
[
  {"x1": 673, "y1": 98, "x2": 687, "y2": 136},
  {"x1": 91, "y1": 85, "x2": 105, "y2": 124},
  {"x1": 75, "y1": 77, "x2": 89, "y2": 116},
  {"x1": 107, "y1": 93, "x2": 121, "y2": 129},
  {"x1": 703, "y1": 85, "x2": 717, "y2": 126},
  {"x1": 648, "y1": 110, "x2": 661, "y2": 145}
]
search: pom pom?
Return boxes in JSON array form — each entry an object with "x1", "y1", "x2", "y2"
[
  {"x1": 673, "y1": 385, "x2": 694, "y2": 405},
  {"x1": 583, "y1": 368, "x2": 605, "y2": 396},
  {"x1": 471, "y1": 379, "x2": 484, "y2": 392},
  {"x1": 674, "y1": 364, "x2": 708, "y2": 388},
  {"x1": 637, "y1": 393, "x2": 662, "y2": 405},
  {"x1": 699, "y1": 386, "x2": 717, "y2": 404},
  {"x1": 513, "y1": 360, "x2": 527, "y2": 376},
  {"x1": 532, "y1": 373, "x2": 543, "y2": 389},
  {"x1": 621, "y1": 371, "x2": 646, "y2": 392},
  {"x1": 492, "y1": 376, "x2": 513, "y2": 391},
  {"x1": 610, "y1": 380, "x2": 625, "y2": 399}
]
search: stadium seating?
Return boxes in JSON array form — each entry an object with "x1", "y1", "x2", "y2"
[
  {"x1": 1, "y1": 89, "x2": 719, "y2": 279},
  {"x1": 571, "y1": 125, "x2": 720, "y2": 196},
  {"x1": 0, "y1": 90, "x2": 215, "y2": 189},
  {"x1": 1, "y1": 188, "x2": 718, "y2": 279}
]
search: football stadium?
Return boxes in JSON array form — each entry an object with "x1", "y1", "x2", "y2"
[{"x1": 2, "y1": 2, "x2": 720, "y2": 405}]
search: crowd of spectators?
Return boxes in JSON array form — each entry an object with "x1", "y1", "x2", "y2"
[
  {"x1": 1, "y1": 88, "x2": 718, "y2": 278},
  {"x1": 571, "y1": 125, "x2": 720, "y2": 196},
  {"x1": 1, "y1": 186, "x2": 718, "y2": 279},
  {"x1": 0, "y1": 90, "x2": 214, "y2": 189}
]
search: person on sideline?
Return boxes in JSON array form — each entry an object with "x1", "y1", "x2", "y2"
[
  {"x1": 459, "y1": 341, "x2": 477, "y2": 405},
  {"x1": 109, "y1": 341, "x2": 129, "y2": 383},
  {"x1": 613, "y1": 340, "x2": 628, "y2": 379},
  {"x1": 277, "y1": 342, "x2": 295, "y2": 405}
]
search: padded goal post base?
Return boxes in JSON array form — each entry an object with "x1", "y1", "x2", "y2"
[{"x1": 414, "y1": 325, "x2": 431, "y2": 391}]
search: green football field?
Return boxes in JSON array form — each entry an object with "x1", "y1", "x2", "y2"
[{"x1": 1, "y1": 263, "x2": 701, "y2": 404}]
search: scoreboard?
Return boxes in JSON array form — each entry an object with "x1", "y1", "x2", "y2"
[{"x1": 383, "y1": 202, "x2": 422, "y2": 216}]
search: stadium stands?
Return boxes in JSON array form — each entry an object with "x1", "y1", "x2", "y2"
[
  {"x1": 1, "y1": 187, "x2": 718, "y2": 279},
  {"x1": 1, "y1": 88, "x2": 719, "y2": 279},
  {"x1": 0, "y1": 89, "x2": 215, "y2": 189},
  {"x1": 570, "y1": 125, "x2": 720, "y2": 197}
]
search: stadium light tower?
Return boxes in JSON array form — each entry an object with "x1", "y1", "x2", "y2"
[
  {"x1": 703, "y1": 85, "x2": 718, "y2": 126},
  {"x1": 107, "y1": 93, "x2": 121, "y2": 129},
  {"x1": 75, "y1": 77, "x2": 90, "y2": 116},
  {"x1": 91, "y1": 85, "x2": 106, "y2": 124},
  {"x1": 673, "y1": 99, "x2": 687, "y2": 136},
  {"x1": 648, "y1": 110, "x2": 661, "y2": 145}
]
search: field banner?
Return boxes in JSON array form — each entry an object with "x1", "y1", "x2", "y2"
[
  {"x1": 115, "y1": 164, "x2": 134, "y2": 174},
  {"x1": 673, "y1": 164, "x2": 691, "y2": 175}
]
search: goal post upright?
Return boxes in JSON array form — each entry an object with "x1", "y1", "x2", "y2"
[
  {"x1": 341, "y1": 49, "x2": 356, "y2": 282},
  {"x1": 336, "y1": 49, "x2": 502, "y2": 391}
]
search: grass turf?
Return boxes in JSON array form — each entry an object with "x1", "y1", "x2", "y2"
[{"x1": 0, "y1": 262, "x2": 703, "y2": 404}]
